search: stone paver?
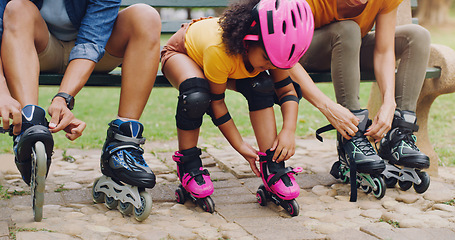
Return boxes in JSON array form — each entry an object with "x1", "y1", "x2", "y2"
[{"x1": 0, "y1": 137, "x2": 454, "y2": 239}]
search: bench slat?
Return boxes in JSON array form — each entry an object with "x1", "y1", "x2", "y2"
[
  {"x1": 162, "y1": 20, "x2": 190, "y2": 34},
  {"x1": 39, "y1": 67, "x2": 441, "y2": 87}
]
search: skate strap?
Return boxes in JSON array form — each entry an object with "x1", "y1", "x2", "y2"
[
  {"x1": 113, "y1": 133, "x2": 146, "y2": 145},
  {"x1": 188, "y1": 168, "x2": 210, "y2": 177},
  {"x1": 267, "y1": 167, "x2": 295, "y2": 185},
  {"x1": 107, "y1": 142, "x2": 144, "y2": 156},
  {"x1": 315, "y1": 124, "x2": 335, "y2": 142},
  {"x1": 0, "y1": 125, "x2": 12, "y2": 134},
  {"x1": 349, "y1": 158, "x2": 357, "y2": 202},
  {"x1": 178, "y1": 151, "x2": 203, "y2": 163},
  {"x1": 393, "y1": 119, "x2": 419, "y2": 132}
]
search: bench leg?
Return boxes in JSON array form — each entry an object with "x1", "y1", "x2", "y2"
[
  {"x1": 367, "y1": 83, "x2": 439, "y2": 176},
  {"x1": 415, "y1": 94, "x2": 439, "y2": 176}
]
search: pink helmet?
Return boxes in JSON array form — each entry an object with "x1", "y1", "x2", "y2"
[{"x1": 244, "y1": 0, "x2": 314, "y2": 69}]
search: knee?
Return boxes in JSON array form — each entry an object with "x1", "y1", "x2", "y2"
[
  {"x1": 126, "y1": 4, "x2": 161, "y2": 35},
  {"x1": 3, "y1": 0, "x2": 39, "y2": 28},
  {"x1": 328, "y1": 21, "x2": 362, "y2": 47},
  {"x1": 176, "y1": 77, "x2": 211, "y2": 130},
  {"x1": 396, "y1": 24, "x2": 431, "y2": 58},
  {"x1": 406, "y1": 24, "x2": 431, "y2": 47}
]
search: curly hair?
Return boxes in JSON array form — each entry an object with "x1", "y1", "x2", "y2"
[{"x1": 219, "y1": 0, "x2": 261, "y2": 56}]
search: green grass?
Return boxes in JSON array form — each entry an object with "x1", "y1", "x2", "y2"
[{"x1": 0, "y1": 82, "x2": 370, "y2": 152}]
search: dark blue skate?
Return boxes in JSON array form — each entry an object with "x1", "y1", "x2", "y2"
[{"x1": 93, "y1": 119, "x2": 154, "y2": 221}]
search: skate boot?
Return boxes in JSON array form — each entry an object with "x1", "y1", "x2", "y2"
[
  {"x1": 378, "y1": 109, "x2": 430, "y2": 193},
  {"x1": 92, "y1": 119, "x2": 154, "y2": 221},
  {"x1": 173, "y1": 147, "x2": 215, "y2": 213},
  {"x1": 13, "y1": 105, "x2": 54, "y2": 221},
  {"x1": 256, "y1": 150, "x2": 303, "y2": 217},
  {"x1": 316, "y1": 109, "x2": 386, "y2": 202}
]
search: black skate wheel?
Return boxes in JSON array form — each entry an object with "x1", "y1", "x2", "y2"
[
  {"x1": 360, "y1": 184, "x2": 372, "y2": 194},
  {"x1": 198, "y1": 196, "x2": 215, "y2": 213},
  {"x1": 175, "y1": 187, "x2": 186, "y2": 204},
  {"x1": 413, "y1": 170, "x2": 430, "y2": 194},
  {"x1": 104, "y1": 195, "x2": 118, "y2": 210},
  {"x1": 92, "y1": 178, "x2": 105, "y2": 204},
  {"x1": 383, "y1": 176, "x2": 397, "y2": 188},
  {"x1": 119, "y1": 201, "x2": 134, "y2": 216},
  {"x1": 372, "y1": 176, "x2": 386, "y2": 199},
  {"x1": 134, "y1": 191, "x2": 153, "y2": 222},
  {"x1": 398, "y1": 177, "x2": 412, "y2": 191},
  {"x1": 329, "y1": 161, "x2": 342, "y2": 179},
  {"x1": 256, "y1": 188, "x2": 267, "y2": 206},
  {"x1": 285, "y1": 200, "x2": 300, "y2": 217}
]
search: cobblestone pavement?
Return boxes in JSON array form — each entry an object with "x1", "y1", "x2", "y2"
[{"x1": 0, "y1": 137, "x2": 454, "y2": 240}]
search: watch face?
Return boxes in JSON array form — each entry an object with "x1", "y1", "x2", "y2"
[
  {"x1": 54, "y1": 93, "x2": 74, "y2": 110},
  {"x1": 68, "y1": 97, "x2": 74, "y2": 110}
]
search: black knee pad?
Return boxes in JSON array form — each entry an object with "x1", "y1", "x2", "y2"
[
  {"x1": 236, "y1": 72, "x2": 275, "y2": 111},
  {"x1": 176, "y1": 77, "x2": 211, "y2": 130}
]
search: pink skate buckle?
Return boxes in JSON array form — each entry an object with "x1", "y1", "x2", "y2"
[
  {"x1": 172, "y1": 151, "x2": 184, "y2": 162},
  {"x1": 293, "y1": 167, "x2": 303, "y2": 173},
  {"x1": 258, "y1": 152, "x2": 267, "y2": 156}
]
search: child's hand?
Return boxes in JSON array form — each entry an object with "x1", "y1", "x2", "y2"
[
  {"x1": 270, "y1": 128, "x2": 295, "y2": 162},
  {"x1": 238, "y1": 142, "x2": 260, "y2": 177}
]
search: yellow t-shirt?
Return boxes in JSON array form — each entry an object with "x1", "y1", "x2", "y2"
[
  {"x1": 184, "y1": 18, "x2": 261, "y2": 84},
  {"x1": 307, "y1": 0, "x2": 403, "y2": 37}
]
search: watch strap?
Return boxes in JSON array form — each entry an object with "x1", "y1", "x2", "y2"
[{"x1": 52, "y1": 92, "x2": 75, "y2": 110}]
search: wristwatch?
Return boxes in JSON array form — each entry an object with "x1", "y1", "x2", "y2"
[{"x1": 52, "y1": 92, "x2": 75, "y2": 110}]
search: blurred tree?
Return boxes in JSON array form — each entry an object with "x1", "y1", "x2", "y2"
[{"x1": 417, "y1": 0, "x2": 453, "y2": 25}]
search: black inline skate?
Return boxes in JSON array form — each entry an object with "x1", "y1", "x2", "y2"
[
  {"x1": 255, "y1": 150, "x2": 302, "y2": 217},
  {"x1": 92, "y1": 119, "x2": 155, "y2": 221},
  {"x1": 173, "y1": 147, "x2": 215, "y2": 213},
  {"x1": 12, "y1": 105, "x2": 54, "y2": 221},
  {"x1": 316, "y1": 109, "x2": 386, "y2": 202},
  {"x1": 377, "y1": 109, "x2": 430, "y2": 193}
]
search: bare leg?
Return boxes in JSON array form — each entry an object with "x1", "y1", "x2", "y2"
[
  {"x1": 249, "y1": 108, "x2": 277, "y2": 152},
  {"x1": 1, "y1": 0, "x2": 49, "y2": 107},
  {"x1": 162, "y1": 53, "x2": 205, "y2": 151},
  {"x1": 105, "y1": 4, "x2": 161, "y2": 120}
]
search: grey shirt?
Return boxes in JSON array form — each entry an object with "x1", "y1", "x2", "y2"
[{"x1": 40, "y1": 0, "x2": 78, "y2": 41}]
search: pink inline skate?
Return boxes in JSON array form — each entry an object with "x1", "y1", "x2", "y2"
[
  {"x1": 256, "y1": 150, "x2": 302, "y2": 216},
  {"x1": 173, "y1": 147, "x2": 215, "y2": 212}
]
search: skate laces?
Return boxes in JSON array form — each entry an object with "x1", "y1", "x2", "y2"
[
  {"x1": 351, "y1": 132, "x2": 376, "y2": 156},
  {"x1": 395, "y1": 128, "x2": 420, "y2": 150}
]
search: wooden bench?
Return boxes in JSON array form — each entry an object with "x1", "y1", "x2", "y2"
[{"x1": 38, "y1": 0, "x2": 454, "y2": 175}]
